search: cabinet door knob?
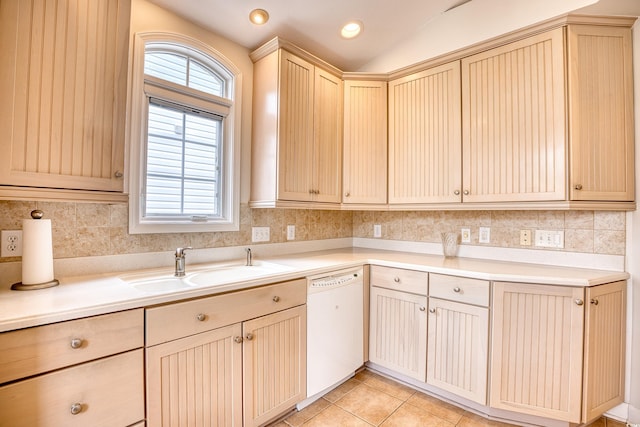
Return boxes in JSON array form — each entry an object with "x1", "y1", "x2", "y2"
[
  {"x1": 245, "y1": 333, "x2": 254, "y2": 341},
  {"x1": 574, "y1": 184, "x2": 583, "y2": 190},
  {"x1": 453, "y1": 287, "x2": 461, "y2": 293},
  {"x1": 463, "y1": 190, "x2": 470, "y2": 196},
  {"x1": 590, "y1": 298, "x2": 599, "y2": 305},
  {"x1": 394, "y1": 277, "x2": 400, "y2": 283},
  {"x1": 70, "y1": 338, "x2": 83, "y2": 349},
  {"x1": 345, "y1": 192, "x2": 350, "y2": 197},
  {"x1": 454, "y1": 190, "x2": 460, "y2": 196},
  {"x1": 234, "y1": 336, "x2": 243, "y2": 344},
  {"x1": 419, "y1": 306, "x2": 426, "y2": 311},
  {"x1": 429, "y1": 307, "x2": 436, "y2": 314},
  {"x1": 70, "y1": 403, "x2": 83, "y2": 415},
  {"x1": 114, "y1": 171, "x2": 123, "y2": 178},
  {"x1": 575, "y1": 299, "x2": 584, "y2": 306},
  {"x1": 196, "y1": 313, "x2": 206, "y2": 321},
  {"x1": 273, "y1": 296, "x2": 281, "y2": 302}
]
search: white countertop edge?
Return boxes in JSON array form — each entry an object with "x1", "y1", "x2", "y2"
[{"x1": 0, "y1": 244, "x2": 630, "y2": 333}]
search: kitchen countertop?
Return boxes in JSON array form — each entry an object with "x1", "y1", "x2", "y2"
[{"x1": 0, "y1": 248, "x2": 629, "y2": 333}]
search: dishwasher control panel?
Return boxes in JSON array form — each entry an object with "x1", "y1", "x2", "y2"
[{"x1": 307, "y1": 268, "x2": 363, "y2": 290}]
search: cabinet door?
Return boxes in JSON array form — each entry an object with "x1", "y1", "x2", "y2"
[
  {"x1": 278, "y1": 50, "x2": 315, "y2": 201},
  {"x1": 461, "y1": 28, "x2": 566, "y2": 203},
  {"x1": 369, "y1": 286, "x2": 427, "y2": 381},
  {"x1": 243, "y1": 305, "x2": 306, "y2": 427},
  {"x1": 0, "y1": 0, "x2": 129, "y2": 192},
  {"x1": 427, "y1": 297, "x2": 488, "y2": 404},
  {"x1": 313, "y1": 68, "x2": 343, "y2": 203},
  {"x1": 146, "y1": 324, "x2": 243, "y2": 427},
  {"x1": 567, "y1": 25, "x2": 634, "y2": 201},
  {"x1": 582, "y1": 281, "x2": 626, "y2": 422},
  {"x1": 389, "y1": 61, "x2": 462, "y2": 204},
  {"x1": 490, "y1": 282, "x2": 584, "y2": 422},
  {"x1": 343, "y1": 80, "x2": 388, "y2": 204}
]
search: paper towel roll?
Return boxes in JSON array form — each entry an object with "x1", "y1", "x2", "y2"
[{"x1": 22, "y1": 216, "x2": 55, "y2": 285}]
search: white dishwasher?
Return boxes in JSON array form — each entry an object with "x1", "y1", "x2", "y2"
[{"x1": 299, "y1": 267, "x2": 364, "y2": 409}]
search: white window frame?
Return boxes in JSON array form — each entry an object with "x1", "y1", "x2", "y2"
[{"x1": 128, "y1": 32, "x2": 242, "y2": 233}]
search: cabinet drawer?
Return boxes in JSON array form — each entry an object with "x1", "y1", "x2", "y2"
[
  {"x1": 370, "y1": 265, "x2": 428, "y2": 295},
  {"x1": 0, "y1": 349, "x2": 144, "y2": 427},
  {"x1": 0, "y1": 309, "x2": 144, "y2": 384},
  {"x1": 429, "y1": 273, "x2": 489, "y2": 306},
  {"x1": 146, "y1": 278, "x2": 306, "y2": 346}
]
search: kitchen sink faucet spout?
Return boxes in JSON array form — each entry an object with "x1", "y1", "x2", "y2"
[
  {"x1": 175, "y1": 247, "x2": 192, "y2": 277},
  {"x1": 246, "y1": 248, "x2": 252, "y2": 266}
]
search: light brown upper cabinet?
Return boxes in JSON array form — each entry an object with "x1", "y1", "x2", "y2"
[
  {"x1": 251, "y1": 43, "x2": 343, "y2": 207},
  {"x1": 462, "y1": 29, "x2": 567, "y2": 203},
  {"x1": 567, "y1": 25, "x2": 634, "y2": 202},
  {"x1": 389, "y1": 61, "x2": 462, "y2": 204},
  {"x1": 0, "y1": 0, "x2": 130, "y2": 201},
  {"x1": 343, "y1": 79, "x2": 388, "y2": 205}
]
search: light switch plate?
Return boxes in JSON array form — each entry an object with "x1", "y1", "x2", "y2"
[
  {"x1": 479, "y1": 227, "x2": 490, "y2": 244},
  {"x1": 535, "y1": 230, "x2": 564, "y2": 248},
  {"x1": 461, "y1": 228, "x2": 471, "y2": 243},
  {"x1": 373, "y1": 224, "x2": 382, "y2": 238},
  {"x1": 287, "y1": 225, "x2": 295, "y2": 240},
  {"x1": 251, "y1": 227, "x2": 270, "y2": 242}
]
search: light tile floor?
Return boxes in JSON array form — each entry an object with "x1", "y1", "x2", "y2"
[{"x1": 269, "y1": 370, "x2": 519, "y2": 427}]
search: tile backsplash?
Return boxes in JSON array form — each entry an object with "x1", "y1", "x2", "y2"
[{"x1": 0, "y1": 201, "x2": 626, "y2": 264}]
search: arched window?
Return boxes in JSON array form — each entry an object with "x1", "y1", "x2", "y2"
[{"x1": 128, "y1": 33, "x2": 241, "y2": 233}]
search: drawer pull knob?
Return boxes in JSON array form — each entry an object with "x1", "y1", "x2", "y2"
[
  {"x1": 234, "y1": 336, "x2": 243, "y2": 344},
  {"x1": 453, "y1": 287, "x2": 461, "y2": 293},
  {"x1": 245, "y1": 333, "x2": 254, "y2": 341},
  {"x1": 394, "y1": 277, "x2": 400, "y2": 283},
  {"x1": 273, "y1": 296, "x2": 281, "y2": 303},
  {"x1": 70, "y1": 403, "x2": 83, "y2": 415},
  {"x1": 429, "y1": 308, "x2": 436, "y2": 314},
  {"x1": 590, "y1": 298, "x2": 599, "y2": 305},
  {"x1": 463, "y1": 190, "x2": 470, "y2": 195},
  {"x1": 575, "y1": 299, "x2": 584, "y2": 306},
  {"x1": 70, "y1": 338, "x2": 83, "y2": 349},
  {"x1": 454, "y1": 190, "x2": 460, "y2": 195},
  {"x1": 419, "y1": 306, "x2": 426, "y2": 311},
  {"x1": 196, "y1": 313, "x2": 206, "y2": 321}
]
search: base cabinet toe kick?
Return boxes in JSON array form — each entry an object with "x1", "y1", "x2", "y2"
[{"x1": 368, "y1": 266, "x2": 627, "y2": 426}]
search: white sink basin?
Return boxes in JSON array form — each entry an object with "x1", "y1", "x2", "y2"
[
  {"x1": 187, "y1": 261, "x2": 293, "y2": 286},
  {"x1": 129, "y1": 277, "x2": 192, "y2": 292},
  {"x1": 123, "y1": 260, "x2": 293, "y2": 292}
]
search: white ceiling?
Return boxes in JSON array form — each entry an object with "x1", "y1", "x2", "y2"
[{"x1": 146, "y1": 0, "x2": 472, "y2": 71}]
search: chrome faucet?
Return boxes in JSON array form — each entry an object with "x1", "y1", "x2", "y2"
[
  {"x1": 246, "y1": 248, "x2": 252, "y2": 266},
  {"x1": 175, "y1": 247, "x2": 193, "y2": 277}
]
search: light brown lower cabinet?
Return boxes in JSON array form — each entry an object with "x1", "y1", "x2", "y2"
[
  {"x1": 0, "y1": 350, "x2": 144, "y2": 427},
  {"x1": 145, "y1": 285, "x2": 307, "y2": 427},
  {"x1": 490, "y1": 281, "x2": 626, "y2": 424},
  {"x1": 427, "y1": 297, "x2": 488, "y2": 404}
]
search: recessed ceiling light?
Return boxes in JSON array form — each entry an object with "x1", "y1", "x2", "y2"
[
  {"x1": 249, "y1": 9, "x2": 269, "y2": 25},
  {"x1": 341, "y1": 20, "x2": 363, "y2": 39}
]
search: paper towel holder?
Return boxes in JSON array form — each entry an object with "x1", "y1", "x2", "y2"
[{"x1": 11, "y1": 210, "x2": 60, "y2": 291}]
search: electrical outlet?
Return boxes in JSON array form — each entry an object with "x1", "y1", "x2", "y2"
[
  {"x1": 1, "y1": 230, "x2": 23, "y2": 257},
  {"x1": 251, "y1": 227, "x2": 270, "y2": 242},
  {"x1": 461, "y1": 228, "x2": 471, "y2": 243},
  {"x1": 520, "y1": 229, "x2": 532, "y2": 246},
  {"x1": 373, "y1": 224, "x2": 382, "y2": 238},
  {"x1": 479, "y1": 227, "x2": 491, "y2": 244},
  {"x1": 535, "y1": 230, "x2": 564, "y2": 248},
  {"x1": 287, "y1": 225, "x2": 295, "y2": 241}
]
